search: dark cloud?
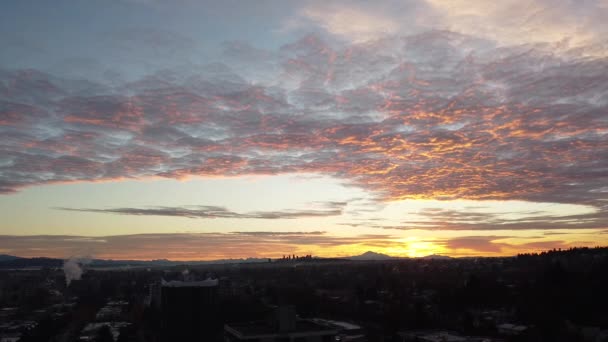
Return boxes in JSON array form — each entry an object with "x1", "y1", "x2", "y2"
[
  {"x1": 1, "y1": 31, "x2": 607, "y2": 227},
  {"x1": 230, "y1": 231, "x2": 326, "y2": 236},
  {"x1": 442, "y1": 236, "x2": 510, "y2": 253},
  {"x1": 396, "y1": 207, "x2": 608, "y2": 231},
  {"x1": 542, "y1": 231, "x2": 571, "y2": 236},
  {"x1": 56, "y1": 201, "x2": 346, "y2": 219},
  {"x1": 340, "y1": 204, "x2": 608, "y2": 231},
  {"x1": 436, "y1": 235, "x2": 580, "y2": 255}
]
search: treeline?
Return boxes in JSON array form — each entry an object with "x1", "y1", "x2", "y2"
[{"x1": 516, "y1": 246, "x2": 608, "y2": 258}]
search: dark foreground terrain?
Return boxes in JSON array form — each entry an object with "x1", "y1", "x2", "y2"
[{"x1": 1, "y1": 247, "x2": 607, "y2": 342}]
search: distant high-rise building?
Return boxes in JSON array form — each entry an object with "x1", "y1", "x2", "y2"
[{"x1": 161, "y1": 278, "x2": 219, "y2": 341}]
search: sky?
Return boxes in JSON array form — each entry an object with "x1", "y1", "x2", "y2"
[{"x1": 1, "y1": 0, "x2": 608, "y2": 260}]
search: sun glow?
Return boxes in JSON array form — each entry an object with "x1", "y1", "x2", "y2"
[{"x1": 383, "y1": 238, "x2": 445, "y2": 258}]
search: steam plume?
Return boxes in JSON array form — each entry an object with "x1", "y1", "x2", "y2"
[{"x1": 63, "y1": 256, "x2": 91, "y2": 285}]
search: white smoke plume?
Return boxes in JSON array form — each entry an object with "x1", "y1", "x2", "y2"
[{"x1": 63, "y1": 256, "x2": 92, "y2": 286}]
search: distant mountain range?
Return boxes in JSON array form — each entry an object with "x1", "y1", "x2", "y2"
[
  {"x1": 0, "y1": 254, "x2": 21, "y2": 261},
  {"x1": 89, "y1": 257, "x2": 271, "y2": 267},
  {"x1": 0, "y1": 256, "x2": 62, "y2": 268},
  {"x1": 0, "y1": 255, "x2": 273, "y2": 269},
  {"x1": 347, "y1": 251, "x2": 395, "y2": 260},
  {"x1": 347, "y1": 251, "x2": 453, "y2": 260},
  {"x1": 0, "y1": 251, "x2": 455, "y2": 269},
  {"x1": 420, "y1": 254, "x2": 453, "y2": 260},
  {"x1": 2, "y1": 248, "x2": 605, "y2": 269}
]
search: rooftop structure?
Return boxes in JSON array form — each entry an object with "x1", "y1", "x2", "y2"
[
  {"x1": 0, "y1": 333, "x2": 22, "y2": 342},
  {"x1": 95, "y1": 300, "x2": 128, "y2": 321},
  {"x1": 496, "y1": 323, "x2": 527, "y2": 336},
  {"x1": 398, "y1": 330, "x2": 502, "y2": 342},
  {"x1": 225, "y1": 306, "x2": 338, "y2": 342},
  {"x1": 78, "y1": 322, "x2": 130, "y2": 341},
  {"x1": 161, "y1": 278, "x2": 220, "y2": 341},
  {"x1": 161, "y1": 278, "x2": 219, "y2": 287},
  {"x1": 311, "y1": 318, "x2": 365, "y2": 342}
]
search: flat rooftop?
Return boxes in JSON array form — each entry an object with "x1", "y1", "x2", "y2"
[
  {"x1": 161, "y1": 279, "x2": 218, "y2": 287},
  {"x1": 226, "y1": 319, "x2": 337, "y2": 337}
]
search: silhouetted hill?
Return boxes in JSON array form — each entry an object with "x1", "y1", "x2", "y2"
[
  {"x1": 89, "y1": 257, "x2": 270, "y2": 267},
  {"x1": 0, "y1": 257, "x2": 62, "y2": 268},
  {"x1": 2, "y1": 247, "x2": 606, "y2": 269},
  {"x1": 0, "y1": 256, "x2": 271, "y2": 269},
  {"x1": 0, "y1": 254, "x2": 21, "y2": 261},
  {"x1": 421, "y1": 254, "x2": 453, "y2": 260},
  {"x1": 348, "y1": 251, "x2": 395, "y2": 260}
]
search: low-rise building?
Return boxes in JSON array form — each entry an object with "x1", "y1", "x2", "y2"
[
  {"x1": 95, "y1": 300, "x2": 128, "y2": 321},
  {"x1": 311, "y1": 319, "x2": 366, "y2": 342},
  {"x1": 225, "y1": 306, "x2": 338, "y2": 342},
  {"x1": 398, "y1": 330, "x2": 503, "y2": 342},
  {"x1": 0, "y1": 333, "x2": 22, "y2": 342},
  {"x1": 78, "y1": 322, "x2": 130, "y2": 341},
  {"x1": 496, "y1": 323, "x2": 527, "y2": 336}
]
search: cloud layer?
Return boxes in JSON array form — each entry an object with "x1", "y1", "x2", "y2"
[
  {"x1": 399, "y1": 207, "x2": 608, "y2": 231},
  {"x1": 58, "y1": 201, "x2": 346, "y2": 219},
  {"x1": 2, "y1": 0, "x2": 608, "y2": 242},
  {"x1": 293, "y1": 0, "x2": 608, "y2": 50},
  {"x1": 2, "y1": 32, "x2": 607, "y2": 210}
]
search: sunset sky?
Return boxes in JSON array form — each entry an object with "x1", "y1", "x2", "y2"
[{"x1": 1, "y1": 0, "x2": 608, "y2": 260}]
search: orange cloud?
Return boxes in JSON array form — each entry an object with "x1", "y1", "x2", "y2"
[{"x1": 1, "y1": 33, "x2": 607, "y2": 230}]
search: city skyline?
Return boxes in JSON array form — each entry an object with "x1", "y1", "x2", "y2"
[{"x1": 1, "y1": 0, "x2": 608, "y2": 260}]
